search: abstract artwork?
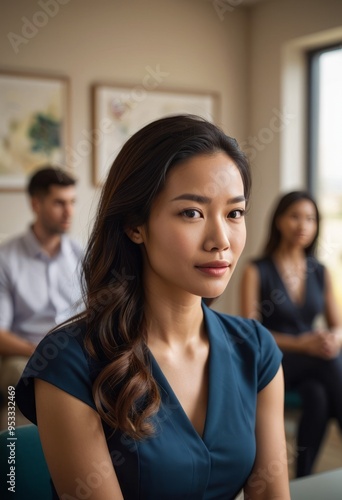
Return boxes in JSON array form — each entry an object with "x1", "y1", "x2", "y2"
[{"x1": 0, "y1": 71, "x2": 69, "y2": 191}]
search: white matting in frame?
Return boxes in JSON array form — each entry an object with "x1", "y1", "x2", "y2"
[{"x1": 92, "y1": 84, "x2": 220, "y2": 186}]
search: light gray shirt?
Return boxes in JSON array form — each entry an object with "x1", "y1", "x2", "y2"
[{"x1": 0, "y1": 228, "x2": 84, "y2": 345}]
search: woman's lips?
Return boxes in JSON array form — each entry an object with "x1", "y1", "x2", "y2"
[{"x1": 195, "y1": 261, "x2": 230, "y2": 277}]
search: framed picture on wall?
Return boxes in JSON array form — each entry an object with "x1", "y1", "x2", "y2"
[
  {"x1": 91, "y1": 83, "x2": 220, "y2": 186},
  {"x1": 0, "y1": 71, "x2": 70, "y2": 192}
]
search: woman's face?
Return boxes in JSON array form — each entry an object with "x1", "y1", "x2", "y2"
[
  {"x1": 134, "y1": 152, "x2": 247, "y2": 302},
  {"x1": 276, "y1": 199, "x2": 318, "y2": 249}
]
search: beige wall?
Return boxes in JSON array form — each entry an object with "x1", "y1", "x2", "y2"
[
  {"x1": 0, "y1": 0, "x2": 248, "y2": 246},
  {"x1": 0, "y1": 0, "x2": 342, "y2": 314},
  {"x1": 243, "y1": 0, "x2": 342, "y2": 260}
]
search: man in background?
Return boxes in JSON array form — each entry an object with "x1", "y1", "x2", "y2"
[{"x1": 0, "y1": 166, "x2": 83, "y2": 426}]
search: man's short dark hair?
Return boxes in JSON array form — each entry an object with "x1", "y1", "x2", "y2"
[{"x1": 27, "y1": 166, "x2": 77, "y2": 197}]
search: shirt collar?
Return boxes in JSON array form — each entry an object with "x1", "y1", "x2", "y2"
[{"x1": 23, "y1": 227, "x2": 69, "y2": 260}]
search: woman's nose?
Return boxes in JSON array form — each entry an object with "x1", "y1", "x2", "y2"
[{"x1": 203, "y1": 220, "x2": 230, "y2": 252}]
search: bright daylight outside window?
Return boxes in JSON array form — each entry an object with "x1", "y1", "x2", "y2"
[{"x1": 308, "y1": 44, "x2": 342, "y2": 307}]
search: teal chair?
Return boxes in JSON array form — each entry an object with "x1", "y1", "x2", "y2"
[
  {"x1": 285, "y1": 389, "x2": 302, "y2": 410},
  {"x1": 0, "y1": 424, "x2": 52, "y2": 499}
]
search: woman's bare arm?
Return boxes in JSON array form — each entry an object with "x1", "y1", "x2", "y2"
[
  {"x1": 240, "y1": 263, "x2": 261, "y2": 321},
  {"x1": 35, "y1": 379, "x2": 124, "y2": 499},
  {"x1": 323, "y1": 268, "x2": 342, "y2": 334},
  {"x1": 244, "y1": 367, "x2": 291, "y2": 500}
]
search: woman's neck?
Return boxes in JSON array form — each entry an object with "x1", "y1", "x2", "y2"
[
  {"x1": 273, "y1": 244, "x2": 306, "y2": 264},
  {"x1": 144, "y1": 293, "x2": 204, "y2": 349}
]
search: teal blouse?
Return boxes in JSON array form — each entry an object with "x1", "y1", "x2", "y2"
[{"x1": 16, "y1": 304, "x2": 282, "y2": 499}]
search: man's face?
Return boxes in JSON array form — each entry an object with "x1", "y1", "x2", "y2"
[{"x1": 32, "y1": 185, "x2": 76, "y2": 235}]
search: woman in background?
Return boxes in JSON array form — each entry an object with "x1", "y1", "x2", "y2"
[
  {"x1": 16, "y1": 115, "x2": 290, "y2": 499},
  {"x1": 241, "y1": 190, "x2": 342, "y2": 478}
]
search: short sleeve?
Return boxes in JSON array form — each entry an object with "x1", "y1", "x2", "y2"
[
  {"x1": 16, "y1": 322, "x2": 96, "y2": 424},
  {"x1": 0, "y1": 256, "x2": 14, "y2": 330},
  {"x1": 253, "y1": 320, "x2": 283, "y2": 392}
]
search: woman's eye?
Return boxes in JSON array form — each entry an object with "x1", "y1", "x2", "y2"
[
  {"x1": 181, "y1": 209, "x2": 201, "y2": 219},
  {"x1": 228, "y1": 209, "x2": 245, "y2": 219}
]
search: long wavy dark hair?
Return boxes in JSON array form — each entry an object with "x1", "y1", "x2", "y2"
[
  {"x1": 82, "y1": 114, "x2": 251, "y2": 439},
  {"x1": 263, "y1": 190, "x2": 320, "y2": 257}
]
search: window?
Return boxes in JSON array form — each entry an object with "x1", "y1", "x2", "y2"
[{"x1": 308, "y1": 44, "x2": 342, "y2": 305}]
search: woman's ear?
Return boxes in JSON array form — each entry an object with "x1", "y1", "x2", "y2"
[
  {"x1": 125, "y1": 226, "x2": 145, "y2": 244},
  {"x1": 275, "y1": 215, "x2": 281, "y2": 231}
]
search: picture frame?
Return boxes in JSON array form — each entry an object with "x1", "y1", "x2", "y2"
[
  {"x1": 0, "y1": 70, "x2": 70, "y2": 192},
  {"x1": 92, "y1": 83, "x2": 220, "y2": 186}
]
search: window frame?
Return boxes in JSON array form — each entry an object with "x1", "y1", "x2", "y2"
[{"x1": 307, "y1": 43, "x2": 342, "y2": 195}]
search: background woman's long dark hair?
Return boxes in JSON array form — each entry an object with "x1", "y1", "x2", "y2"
[
  {"x1": 263, "y1": 190, "x2": 320, "y2": 257},
  {"x1": 82, "y1": 114, "x2": 251, "y2": 439}
]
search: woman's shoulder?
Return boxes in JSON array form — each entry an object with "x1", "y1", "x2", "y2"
[
  {"x1": 241, "y1": 256, "x2": 273, "y2": 276},
  {"x1": 250, "y1": 255, "x2": 272, "y2": 268},
  {"x1": 16, "y1": 319, "x2": 98, "y2": 424},
  {"x1": 19, "y1": 319, "x2": 90, "y2": 383},
  {"x1": 49, "y1": 318, "x2": 87, "y2": 340},
  {"x1": 204, "y1": 305, "x2": 275, "y2": 350},
  {"x1": 205, "y1": 306, "x2": 282, "y2": 391},
  {"x1": 36, "y1": 319, "x2": 88, "y2": 358},
  {"x1": 307, "y1": 255, "x2": 325, "y2": 270}
]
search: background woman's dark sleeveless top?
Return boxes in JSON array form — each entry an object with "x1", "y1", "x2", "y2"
[{"x1": 253, "y1": 256, "x2": 325, "y2": 335}]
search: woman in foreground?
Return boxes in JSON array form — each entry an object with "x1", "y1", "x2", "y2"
[
  {"x1": 17, "y1": 115, "x2": 290, "y2": 499},
  {"x1": 240, "y1": 190, "x2": 342, "y2": 478}
]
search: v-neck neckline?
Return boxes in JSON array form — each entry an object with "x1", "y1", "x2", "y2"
[
  {"x1": 270, "y1": 256, "x2": 308, "y2": 309},
  {"x1": 147, "y1": 304, "x2": 212, "y2": 443}
]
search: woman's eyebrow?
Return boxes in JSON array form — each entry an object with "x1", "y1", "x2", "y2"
[
  {"x1": 171, "y1": 194, "x2": 246, "y2": 204},
  {"x1": 171, "y1": 194, "x2": 211, "y2": 203}
]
